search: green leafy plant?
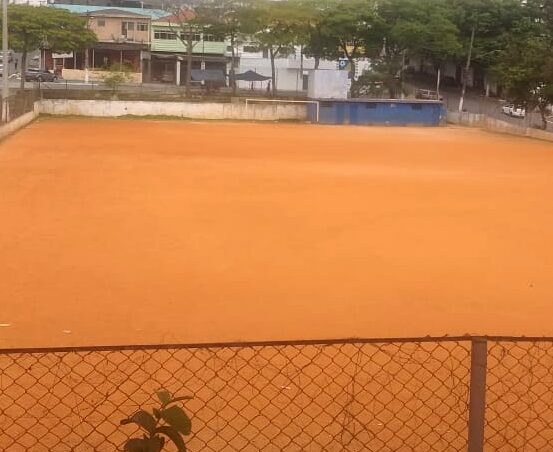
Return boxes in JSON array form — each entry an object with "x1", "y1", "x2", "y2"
[
  {"x1": 102, "y1": 63, "x2": 131, "y2": 94},
  {"x1": 120, "y1": 390, "x2": 193, "y2": 452}
]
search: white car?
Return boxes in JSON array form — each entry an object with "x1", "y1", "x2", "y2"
[{"x1": 502, "y1": 104, "x2": 526, "y2": 118}]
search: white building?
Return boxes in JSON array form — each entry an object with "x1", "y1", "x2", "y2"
[
  {"x1": 231, "y1": 44, "x2": 370, "y2": 94},
  {"x1": 231, "y1": 44, "x2": 334, "y2": 93}
]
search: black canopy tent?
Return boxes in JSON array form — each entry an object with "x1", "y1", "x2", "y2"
[{"x1": 229, "y1": 70, "x2": 271, "y2": 82}]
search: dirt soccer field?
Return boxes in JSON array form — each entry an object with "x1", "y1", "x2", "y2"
[{"x1": 0, "y1": 118, "x2": 552, "y2": 348}]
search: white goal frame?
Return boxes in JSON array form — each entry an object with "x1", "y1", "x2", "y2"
[{"x1": 245, "y1": 98, "x2": 320, "y2": 123}]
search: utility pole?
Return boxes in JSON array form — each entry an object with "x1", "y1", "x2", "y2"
[
  {"x1": 2, "y1": 0, "x2": 9, "y2": 122},
  {"x1": 84, "y1": 13, "x2": 90, "y2": 83}
]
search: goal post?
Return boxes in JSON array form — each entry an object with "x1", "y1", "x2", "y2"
[{"x1": 245, "y1": 98, "x2": 320, "y2": 123}]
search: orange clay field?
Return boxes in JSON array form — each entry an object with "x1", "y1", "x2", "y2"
[{"x1": 0, "y1": 118, "x2": 552, "y2": 348}]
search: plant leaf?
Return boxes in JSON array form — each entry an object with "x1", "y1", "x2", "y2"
[
  {"x1": 156, "y1": 426, "x2": 187, "y2": 452},
  {"x1": 121, "y1": 410, "x2": 157, "y2": 434},
  {"x1": 146, "y1": 436, "x2": 164, "y2": 452},
  {"x1": 166, "y1": 395, "x2": 193, "y2": 406},
  {"x1": 160, "y1": 405, "x2": 192, "y2": 435},
  {"x1": 124, "y1": 438, "x2": 148, "y2": 452},
  {"x1": 156, "y1": 390, "x2": 172, "y2": 407}
]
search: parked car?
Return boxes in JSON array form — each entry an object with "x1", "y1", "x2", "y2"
[
  {"x1": 415, "y1": 88, "x2": 439, "y2": 100},
  {"x1": 0, "y1": 51, "x2": 14, "y2": 63},
  {"x1": 25, "y1": 68, "x2": 58, "y2": 82},
  {"x1": 502, "y1": 104, "x2": 526, "y2": 118}
]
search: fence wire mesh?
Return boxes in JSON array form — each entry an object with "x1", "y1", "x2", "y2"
[
  {"x1": 486, "y1": 340, "x2": 553, "y2": 451},
  {"x1": 0, "y1": 339, "x2": 471, "y2": 451},
  {"x1": 1, "y1": 91, "x2": 38, "y2": 123}
]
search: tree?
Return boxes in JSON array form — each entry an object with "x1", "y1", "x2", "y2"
[
  {"x1": 195, "y1": 0, "x2": 253, "y2": 95},
  {"x1": 165, "y1": 3, "x2": 202, "y2": 98},
  {"x1": 492, "y1": 5, "x2": 553, "y2": 129},
  {"x1": 359, "y1": 0, "x2": 460, "y2": 98},
  {"x1": 318, "y1": 0, "x2": 378, "y2": 89},
  {"x1": 296, "y1": 0, "x2": 336, "y2": 69},
  {"x1": 247, "y1": 0, "x2": 306, "y2": 96},
  {"x1": 391, "y1": 0, "x2": 460, "y2": 97},
  {"x1": 1, "y1": 5, "x2": 96, "y2": 90},
  {"x1": 451, "y1": 0, "x2": 524, "y2": 110}
]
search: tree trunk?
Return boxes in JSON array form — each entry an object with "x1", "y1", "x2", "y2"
[
  {"x1": 270, "y1": 47, "x2": 276, "y2": 97},
  {"x1": 299, "y1": 45, "x2": 303, "y2": 93},
  {"x1": 230, "y1": 34, "x2": 236, "y2": 95},
  {"x1": 186, "y1": 34, "x2": 192, "y2": 98},
  {"x1": 400, "y1": 49, "x2": 406, "y2": 99},
  {"x1": 315, "y1": 56, "x2": 320, "y2": 69},
  {"x1": 539, "y1": 105, "x2": 548, "y2": 130},
  {"x1": 348, "y1": 57, "x2": 355, "y2": 96},
  {"x1": 20, "y1": 47, "x2": 27, "y2": 91},
  {"x1": 458, "y1": 24, "x2": 476, "y2": 112},
  {"x1": 84, "y1": 48, "x2": 89, "y2": 84},
  {"x1": 436, "y1": 65, "x2": 441, "y2": 99}
]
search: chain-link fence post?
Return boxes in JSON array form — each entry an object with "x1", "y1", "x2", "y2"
[{"x1": 468, "y1": 337, "x2": 487, "y2": 452}]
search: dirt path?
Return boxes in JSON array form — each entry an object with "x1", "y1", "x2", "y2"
[{"x1": 1, "y1": 119, "x2": 552, "y2": 348}]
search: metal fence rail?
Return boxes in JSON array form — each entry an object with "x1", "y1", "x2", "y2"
[{"x1": 0, "y1": 336, "x2": 552, "y2": 451}]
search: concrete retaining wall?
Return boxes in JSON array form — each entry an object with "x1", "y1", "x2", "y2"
[
  {"x1": 0, "y1": 102, "x2": 40, "y2": 141},
  {"x1": 39, "y1": 99, "x2": 308, "y2": 121},
  {"x1": 447, "y1": 111, "x2": 486, "y2": 126},
  {"x1": 448, "y1": 111, "x2": 553, "y2": 142}
]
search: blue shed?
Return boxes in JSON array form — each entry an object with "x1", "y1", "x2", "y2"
[{"x1": 308, "y1": 99, "x2": 445, "y2": 126}]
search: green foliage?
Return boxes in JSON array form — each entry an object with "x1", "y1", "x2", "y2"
[
  {"x1": 491, "y1": 2, "x2": 553, "y2": 129},
  {"x1": 249, "y1": 0, "x2": 307, "y2": 57},
  {"x1": 121, "y1": 390, "x2": 193, "y2": 452},
  {"x1": 1, "y1": 5, "x2": 96, "y2": 53},
  {"x1": 451, "y1": 0, "x2": 525, "y2": 69},
  {"x1": 102, "y1": 64, "x2": 131, "y2": 93},
  {"x1": 1, "y1": 5, "x2": 96, "y2": 89},
  {"x1": 319, "y1": 0, "x2": 378, "y2": 62}
]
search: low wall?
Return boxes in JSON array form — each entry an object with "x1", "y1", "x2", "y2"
[
  {"x1": 447, "y1": 111, "x2": 486, "y2": 126},
  {"x1": 62, "y1": 69, "x2": 143, "y2": 84},
  {"x1": 39, "y1": 99, "x2": 308, "y2": 121},
  {"x1": 448, "y1": 111, "x2": 553, "y2": 142},
  {"x1": 0, "y1": 102, "x2": 40, "y2": 141}
]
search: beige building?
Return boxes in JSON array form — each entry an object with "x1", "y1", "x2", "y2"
[
  {"x1": 87, "y1": 9, "x2": 151, "y2": 45},
  {"x1": 52, "y1": 8, "x2": 152, "y2": 81}
]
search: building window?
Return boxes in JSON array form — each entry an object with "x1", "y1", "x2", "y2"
[
  {"x1": 179, "y1": 33, "x2": 201, "y2": 42},
  {"x1": 243, "y1": 45, "x2": 258, "y2": 53},
  {"x1": 204, "y1": 34, "x2": 223, "y2": 42},
  {"x1": 121, "y1": 21, "x2": 134, "y2": 37},
  {"x1": 154, "y1": 31, "x2": 177, "y2": 40},
  {"x1": 137, "y1": 22, "x2": 148, "y2": 31},
  {"x1": 97, "y1": 19, "x2": 105, "y2": 27}
]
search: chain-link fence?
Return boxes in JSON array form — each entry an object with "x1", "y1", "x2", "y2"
[
  {"x1": 0, "y1": 337, "x2": 551, "y2": 451},
  {"x1": 0, "y1": 90, "x2": 39, "y2": 124},
  {"x1": 31, "y1": 80, "x2": 309, "y2": 104}
]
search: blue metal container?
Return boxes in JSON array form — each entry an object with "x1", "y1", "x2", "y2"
[{"x1": 308, "y1": 99, "x2": 446, "y2": 126}]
